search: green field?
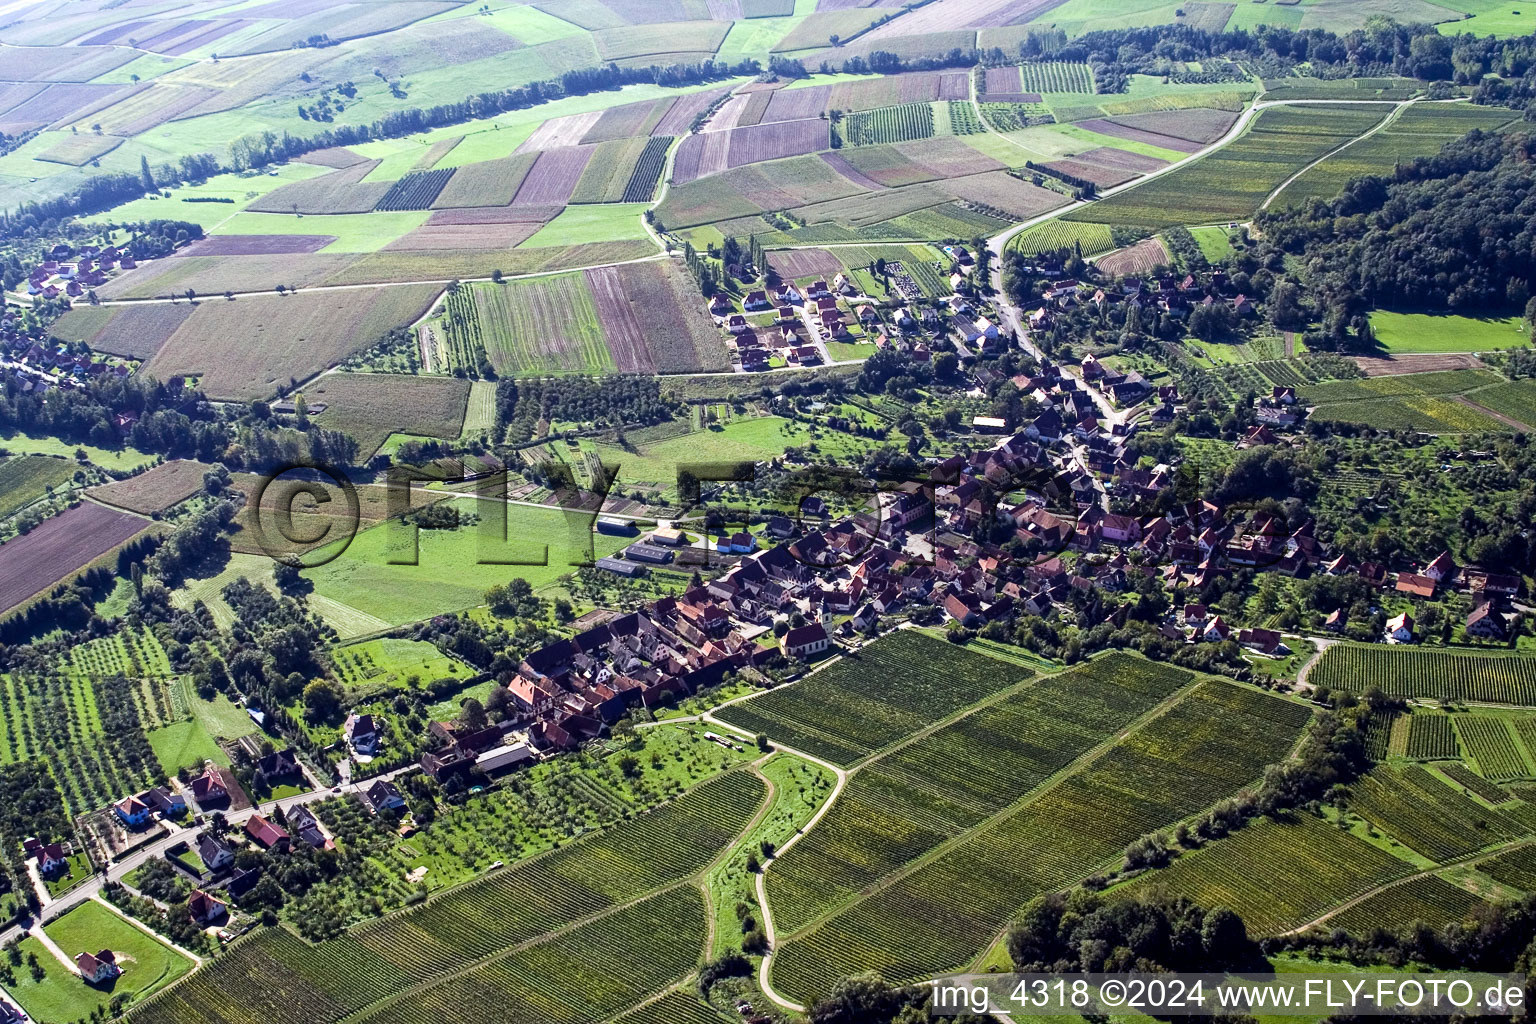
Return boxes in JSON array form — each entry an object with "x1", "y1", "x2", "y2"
[
  {"x1": 1367, "y1": 312, "x2": 1530, "y2": 354},
  {"x1": 332, "y1": 638, "x2": 476, "y2": 697},
  {"x1": 1300, "y1": 369, "x2": 1510, "y2": 433},
  {"x1": 769, "y1": 678, "x2": 1313, "y2": 999},
  {"x1": 0, "y1": 432, "x2": 157, "y2": 471},
  {"x1": 764, "y1": 652, "x2": 1192, "y2": 934},
  {"x1": 215, "y1": 210, "x2": 429, "y2": 252},
  {"x1": 9, "y1": 901, "x2": 193, "y2": 1022},
  {"x1": 302, "y1": 497, "x2": 628, "y2": 624},
  {"x1": 1309, "y1": 644, "x2": 1536, "y2": 704},
  {"x1": 1065, "y1": 104, "x2": 1391, "y2": 228},
  {"x1": 521, "y1": 203, "x2": 653, "y2": 247},
  {"x1": 0, "y1": 455, "x2": 78, "y2": 519},
  {"x1": 1121, "y1": 812, "x2": 1416, "y2": 935},
  {"x1": 146, "y1": 719, "x2": 229, "y2": 774},
  {"x1": 715, "y1": 631, "x2": 1026, "y2": 766}
]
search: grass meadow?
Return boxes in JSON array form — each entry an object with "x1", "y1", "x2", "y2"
[{"x1": 1368, "y1": 312, "x2": 1530, "y2": 354}]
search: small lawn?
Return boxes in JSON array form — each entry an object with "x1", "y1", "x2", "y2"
[
  {"x1": 146, "y1": 719, "x2": 229, "y2": 775},
  {"x1": 43, "y1": 851, "x2": 94, "y2": 898},
  {"x1": 8, "y1": 901, "x2": 193, "y2": 1021},
  {"x1": 521, "y1": 203, "x2": 652, "y2": 247},
  {"x1": 1368, "y1": 311, "x2": 1530, "y2": 353}
]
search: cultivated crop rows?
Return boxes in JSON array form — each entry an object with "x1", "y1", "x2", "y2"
[
  {"x1": 611, "y1": 991, "x2": 724, "y2": 1024},
  {"x1": 1457, "y1": 718, "x2": 1530, "y2": 779},
  {"x1": 438, "y1": 284, "x2": 485, "y2": 376},
  {"x1": 716, "y1": 631, "x2": 1021, "y2": 767},
  {"x1": 1331, "y1": 876, "x2": 1484, "y2": 935},
  {"x1": 1310, "y1": 645, "x2": 1536, "y2": 705},
  {"x1": 621, "y1": 136, "x2": 673, "y2": 203},
  {"x1": 353, "y1": 887, "x2": 706, "y2": 1024},
  {"x1": 1010, "y1": 220, "x2": 1115, "y2": 257},
  {"x1": 1019, "y1": 61, "x2": 1094, "y2": 93},
  {"x1": 1347, "y1": 765, "x2": 1523, "y2": 862},
  {"x1": 1126, "y1": 812, "x2": 1415, "y2": 936},
  {"x1": 766, "y1": 653, "x2": 1190, "y2": 934},
  {"x1": 1405, "y1": 715, "x2": 1458, "y2": 759},
  {"x1": 1479, "y1": 845, "x2": 1536, "y2": 891},
  {"x1": 980, "y1": 102, "x2": 1055, "y2": 132},
  {"x1": 1439, "y1": 762, "x2": 1510, "y2": 804},
  {"x1": 771, "y1": 679, "x2": 1309, "y2": 999},
  {"x1": 374, "y1": 169, "x2": 455, "y2": 211},
  {"x1": 128, "y1": 772, "x2": 764, "y2": 1024},
  {"x1": 947, "y1": 101, "x2": 983, "y2": 134},
  {"x1": 840, "y1": 103, "x2": 935, "y2": 147}
]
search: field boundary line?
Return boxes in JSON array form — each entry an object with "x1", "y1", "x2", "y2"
[
  {"x1": 1260, "y1": 98, "x2": 1415, "y2": 211},
  {"x1": 1285, "y1": 836, "x2": 1536, "y2": 936},
  {"x1": 768, "y1": 674, "x2": 1202, "y2": 947}
]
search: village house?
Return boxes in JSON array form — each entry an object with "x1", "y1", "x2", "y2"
[
  {"x1": 345, "y1": 712, "x2": 381, "y2": 755},
  {"x1": 76, "y1": 950, "x2": 120, "y2": 985},
  {"x1": 196, "y1": 831, "x2": 234, "y2": 872},
  {"x1": 1467, "y1": 601, "x2": 1508, "y2": 640},
  {"x1": 367, "y1": 779, "x2": 407, "y2": 813},
  {"x1": 244, "y1": 813, "x2": 290, "y2": 853},
  {"x1": 1386, "y1": 611, "x2": 1416, "y2": 643},
  {"x1": 188, "y1": 889, "x2": 228, "y2": 925},
  {"x1": 113, "y1": 793, "x2": 152, "y2": 828},
  {"x1": 188, "y1": 767, "x2": 228, "y2": 805},
  {"x1": 780, "y1": 622, "x2": 829, "y2": 660}
]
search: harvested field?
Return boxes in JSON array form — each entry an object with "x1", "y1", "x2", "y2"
[
  {"x1": 217, "y1": 2, "x2": 457, "y2": 56},
  {"x1": 48, "y1": 302, "x2": 194, "y2": 360},
  {"x1": 1073, "y1": 146, "x2": 1169, "y2": 173},
  {"x1": 296, "y1": 147, "x2": 369, "y2": 168},
  {"x1": 1077, "y1": 117, "x2": 1202, "y2": 153},
  {"x1": 382, "y1": 221, "x2": 544, "y2": 250},
  {"x1": 820, "y1": 151, "x2": 888, "y2": 191},
  {"x1": 426, "y1": 205, "x2": 561, "y2": 225},
  {"x1": 1044, "y1": 158, "x2": 1137, "y2": 187},
  {"x1": 517, "y1": 110, "x2": 603, "y2": 152},
  {"x1": 1109, "y1": 107, "x2": 1238, "y2": 145},
  {"x1": 858, "y1": 0, "x2": 1064, "y2": 36},
  {"x1": 326, "y1": 240, "x2": 656, "y2": 286},
  {"x1": 310, "y1": 372, "x2": 470, "y2": 456},
  {"x1": 773, "y1": 10, "x2": 884, "y2": 51},
  {"x1": 899, "y1": 136, "x2": 1005, "y2": 177},
  {"x1": 762, "y1": 86, "x2": 830, "y2": 123},
  {"x1": 653, "y1": 86, "x2": 733, "y2": 135},
  {"x1": 834, "y1": 145, "x2": 939, "y2": 187},
  {"x1": 593, "y1": 20, "x2": 729, "y2": 61},
  {"x1": 1351, "y1": 354, "x2": 1486, "y2": 377},
  {"x1": 88, "y1": 460, "x2": 212, "y2": 514},
  {"x1": 585, "y1": 265, "x2": 654, "y2": 373},
  {"x1": 579, "y1": 97, "x2": 673, "y2": 144},
  {"x1": 512, "y1": 146, "x2": 595, "y2": 206},
  {"x1": 79, "y1": 82, "x2": 219, "y2": 136},
  {"x1": 767, "y1": 248, "x2": 846, "y2": 280},
  {"x1": 175, "y1": 235, "x2": 335, "y2": 257},
  {"x1": 0, "y1": 83, "x2": 122, "y2": 131},
  {"x1": 672, "y1": 130, "x2": 735, "y2": 182},
  {"x1": 35, "y1": 132, "x2": 122, "y2": 166},
  {"x1": 430, "y1": 152, "x2": 538, "y2": 209},
  {"x1": 617, "y1": 260, "x2": 729, "y2": 372},
  {"x1": 941, "y1": 170, "x2": 1068, "y2": 218},
  {"x1": 728, "y1": 116, "x2": 830, "y2": 168},
  {"x1": 97, "y1": 253, "x2": 361, "y2": 301},
  {"x1": 737, "y1": 90, "x2": 772, "y2": 127},
  {"x1": 983, "y1": 66, "x2": 1022, "y2": 97},
  {"x1": 703, "y1": 92, "x2": 752, "y2": 132},
  {"x1": 1095, "y1": 236, "x2": 1171, "y2": 276},
  {"x1": 0, "y1": 45, "x2": 134, "y2": 82},
  {"x1": 0, "y1": 501, "x2": 147, "y2": 615},
  {"x1": 143, "y1": 285, "x2": 441, "y2": 401},
  {"x1": 797, "y1": 183, "x2": 949, "y2": 227},
  {"x1": 246, "y1": 160, "x2": 389, "y2": 214}
]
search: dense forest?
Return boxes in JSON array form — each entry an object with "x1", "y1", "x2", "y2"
[{"x1": 1251, "y1": 130, "x2": 1536, "y2": 344}]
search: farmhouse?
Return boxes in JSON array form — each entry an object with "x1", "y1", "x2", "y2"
[
  {"x1": 1467, "y1": 601, "x2": 1508, "y2": 639},
  {"x1": 188, "y1": 767, "x2": 228, "y2": 805}
]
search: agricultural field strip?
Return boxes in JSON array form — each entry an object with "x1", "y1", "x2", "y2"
[
  {"x1": 346, "y1": 781, "x2": 771, "y2": 1024},
  {"x1": 772, "y1": 668, "x2": 1201, "y2": 941},
  {"x1": 1295, "y1": 837, "x2": 1536, "y2": 935},
  {"x1": 1259, "y1": 98, "x2": 1416, "y2": 210}
]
